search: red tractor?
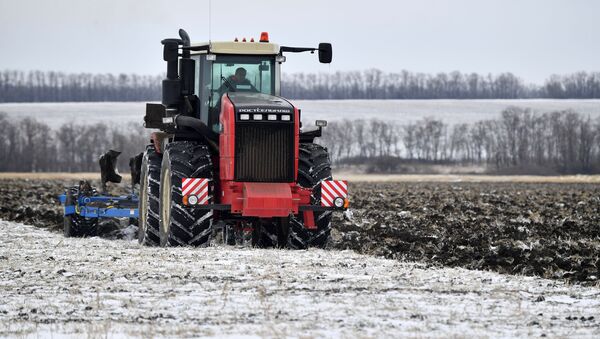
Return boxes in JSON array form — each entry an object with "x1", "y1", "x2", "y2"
[{"x1": 138, "y1": 29, "x2": 348, "y2": 248}]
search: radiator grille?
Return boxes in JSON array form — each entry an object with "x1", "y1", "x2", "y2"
[{"x1": 235, "y1": 122, "x2": 294, "y2": 182}]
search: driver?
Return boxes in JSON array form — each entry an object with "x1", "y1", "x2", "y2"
[{"x1": 220, "y1": 67, "x2": 257, "y2": 93}]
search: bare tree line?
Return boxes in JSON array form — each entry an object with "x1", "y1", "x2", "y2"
[
  {"x1": 2, "y1": 69, "x2": 600, "y2": 102},
  {"x1": 283, "y1": 70, "x2": 600, "y2": 100},
  {"x1": 0, "y1": 113, "x2": 148, "y2": 172},
  {"x1": 1, "y1": 108, "x2": 599, "y2": 174},
  {"x1": 0, "y1": 70, "x2": 161, "y2": 103},
  {"x1": 320, "y1": 108, "x2": 600, "y2": 174}
]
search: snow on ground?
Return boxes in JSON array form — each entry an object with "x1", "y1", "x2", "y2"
[{"x1": 0, "y1": 220, "x2": 599, "y2": 338}]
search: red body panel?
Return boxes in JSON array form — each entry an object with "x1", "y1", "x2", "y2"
[
  {"x1": 293, "y1": 106, "x2": 299, "y2": 181},
  {"x1": 242, "y1": 183, "x2": 292, "y2": 217},
  {"x1": 219, "y1": 95, "x2": 236, "y2": 181},
  {"x1": 218, "y1": 94, "x2": 307, "y2": 218},
  {"x1": 220, "y1": 181, "x2": 311, "y2": 217}
]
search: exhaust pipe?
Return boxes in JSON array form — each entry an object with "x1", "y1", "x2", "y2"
[
  {"x1": 160, "y1": 29, "x2": 195, "y2": 109},
  {"x1": 179, "y1": 29, "x2": 191, "y2": 58}
]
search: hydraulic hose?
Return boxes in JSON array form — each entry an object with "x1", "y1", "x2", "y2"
[{"x1": 174, "y1": 115, "x2": 219, "y2": 149}]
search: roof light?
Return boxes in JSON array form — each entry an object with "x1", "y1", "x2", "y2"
[
  {"x1": 253, "y1": 114, "x2": 263, "y2": 120},
  {"x1": 250, "y1": 38, "x2": 255, "y2": 42},
  {"x1": 260, "y1": 32, "x2": 269, "y2": 42},
  {"x1": 240, "y1": 114, "x2": 250, "y2": 120},
  {"x1": 281, "y1": 115, "x2": 291, "y2": 121},
  {"x1": 267, "y1": 114, "x2": 277, "y2": 121},
  {"x1": 234, "y1": 37, "x2": 239, "y2": 42},
  {"x1": 242, "y1": 37, "x2": 247, "y2": 42}
]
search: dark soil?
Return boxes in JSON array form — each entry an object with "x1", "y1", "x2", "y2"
[
  {"x1": 331, "y1": 182, "x2": 600, "y2": 284},
  {"x1": 1, "y1": 179, "x2": 598, "y2": 283}
]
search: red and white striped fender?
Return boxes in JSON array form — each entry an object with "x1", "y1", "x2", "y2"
[
  {"x1": 181, "y1": 178, "x2": 210, "y2": 205},
  {"x1": 320, "y1": 180, "x2": 348, "y2": 207}
]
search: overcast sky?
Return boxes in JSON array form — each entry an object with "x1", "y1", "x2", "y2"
[{"x1": 1, "y1": 0, "x2": 598, "y2": 83}]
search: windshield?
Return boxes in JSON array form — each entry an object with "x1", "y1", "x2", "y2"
[{"x1": 209, "y1": 55, "x2": 275, "y2": 110}]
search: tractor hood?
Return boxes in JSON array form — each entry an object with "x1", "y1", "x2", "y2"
[{"x1": 227, "y1": 92, "x2": 294, "y2": 115}]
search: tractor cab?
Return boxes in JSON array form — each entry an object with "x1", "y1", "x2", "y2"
[
  {"x1": 189, "y1": 39, "x2": 283, "y2": 132},
  {"x1": 144, "y1": 30, "x2": 331, "y2": 138}
]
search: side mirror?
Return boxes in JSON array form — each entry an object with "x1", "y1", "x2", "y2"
[
  {"x1": 316, "y1": 120, "x2": 328, "y2": 127},
  {"x1": 318, "y1": 43, "x2": 332, "y2": 64}
]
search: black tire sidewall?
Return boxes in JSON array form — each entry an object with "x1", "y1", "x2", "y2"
[
  {"x1": 138, "y1": 146, "x2": 161, "y2": 246},
  {"x1": 158, "y1": 149, "x2": 172, "y2": 247},
  {"x1": 289, "y1": 143, "x2": 333, "y2": 249},
  {"x1": 159, "y1": 141, "x2": 214, "y2": 247}
]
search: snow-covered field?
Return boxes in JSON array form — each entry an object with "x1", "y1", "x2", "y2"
[
  {"x1": 1, "y1": 220, "x2": 599, "y2": 338},
  {"x1": 2, "y1": 99, "x2": 600, "y2": 129}
]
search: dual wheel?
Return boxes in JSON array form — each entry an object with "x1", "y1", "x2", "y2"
[
  {"x1": 137, "y1": 141, "x2": 333, "y2": 248},
  {"x1": 138, "y1": 141, "x2": 213, "y2": 247}
]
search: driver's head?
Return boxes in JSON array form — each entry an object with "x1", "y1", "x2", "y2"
[{"x1": 234, "y1": 67, "x2": 247, "y2": 81}]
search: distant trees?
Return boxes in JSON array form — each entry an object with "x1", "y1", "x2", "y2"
[
  {"x1": 321, "y1": 108, "x2": 600, "y2": 174},
  {"x1": 282, "y1": 70, "x2": 600, "y2": 99},
  {"x1": 2, "y1": 69, "x2": 600, "y2": 102},
  {"x1": 283, "y1": 70, "x2": 539, "y2": 99},
  {"x1": 1, "y1": 108, "x2": 599, "y2": 174},
  {"x1": 0, "y1": 113, "x2": 148, "y2": 172},
  {"x1": 544, "y1": 72, "x2": 600, "y2": 99},
  {"x1": 0, "y1": 70, "x2": 161, "y2": 102}
]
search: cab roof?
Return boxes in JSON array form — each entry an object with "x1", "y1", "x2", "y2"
[{"x1": 190, "y1": 41, "x2": 280, "y2": 55}]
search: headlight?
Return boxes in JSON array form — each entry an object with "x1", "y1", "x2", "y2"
[
  {"x1": 334, "y1": 197, "x2": 344, "y2": 208},
  {"x1": 187, "y1": 194, "x2": 199, "y2": 205}
]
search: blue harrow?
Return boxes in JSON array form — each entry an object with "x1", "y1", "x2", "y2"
[
  {"x1": 58, "y1": 150, "x2": 141, "y2": 237},
  {"x1": 58, "y1": 190, "x2": 139, "y2": 219}
]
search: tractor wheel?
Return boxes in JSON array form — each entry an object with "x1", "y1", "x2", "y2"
[
  {"x1": 159, "y1": 141, "x2": 214, "y2": 247},
  {"x1": 252, "y1": 218, "x2": 289, "y2": 248},
  {"x1": 63, "y1": 187, "x2": 98, "y2": 238},
  {"x1": 138, "y1": 145, "x2": 162, "y2": 246},
  {"x1": 288, "y1": 143, "x2": 333, "y2": 249},
  {"x1": 223, "y1": 222, "x2": 252, "y2": 246}
]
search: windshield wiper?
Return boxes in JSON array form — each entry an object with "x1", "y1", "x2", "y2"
[{"x1": 221, "y1": 76, "x2": 236, "y2": 92}]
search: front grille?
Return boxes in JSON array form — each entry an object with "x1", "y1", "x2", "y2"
[{"x1": 235, "y1": 122, "x2": 294, "y2": 182}]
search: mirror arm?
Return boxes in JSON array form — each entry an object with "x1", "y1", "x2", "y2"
[
  {"x1": 181, "y1": 45, "x2": 210, "y2": 52},
  {"x1": 280, "y1": 46, "x2": 318, "y2": 54}
]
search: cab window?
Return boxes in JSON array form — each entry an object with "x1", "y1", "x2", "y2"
[{"x1": 209, "y1": 55, "x2": 275, "y2": 110}]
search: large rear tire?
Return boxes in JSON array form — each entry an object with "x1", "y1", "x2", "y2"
[
  {"x1": 138, "y1": 145, "x2": 162, "y2": 246},
  {"x1": 159, "y1": 141, "x2": 214, "y2": 247},
  {"x1": 288, "y1": 143, "x2": 333, "y2": 249}
]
